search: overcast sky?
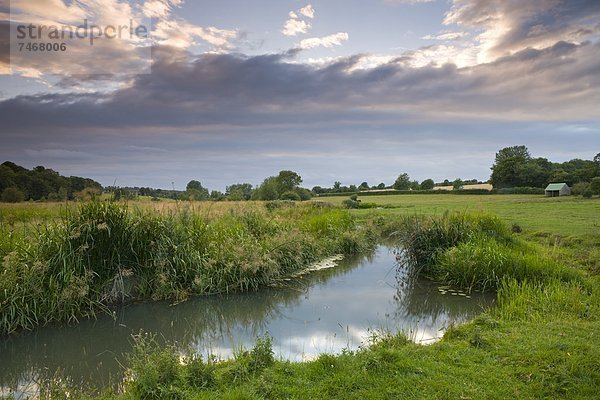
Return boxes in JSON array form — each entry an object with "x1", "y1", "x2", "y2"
[{"x1": 1, "y1": 0, "x2": 599, "y2": 190}]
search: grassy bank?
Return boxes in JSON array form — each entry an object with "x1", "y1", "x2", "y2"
[
  {"x1": 51, "y1": 208, "x2": 596, "y2": 400},
  {"x1": 0, "y1": 201, "x2": 377, "y2": 335},
  {"x1": 3, "y1": 196, "x2": 599, "y2": 399}
]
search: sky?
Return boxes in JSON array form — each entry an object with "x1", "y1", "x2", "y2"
[{"x1": 0, "y1": 0, "x2": 599, "y2": 190}]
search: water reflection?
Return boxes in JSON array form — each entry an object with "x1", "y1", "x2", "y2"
[{"x1": 0, "y1": 246, "x2": 493, "y2": 396}]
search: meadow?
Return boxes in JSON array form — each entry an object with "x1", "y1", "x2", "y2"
[{"x1": 1, "y1": 194, "x2": 599, "y2": 399}]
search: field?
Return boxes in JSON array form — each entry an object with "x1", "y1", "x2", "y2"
[
  {"x1": 318, "y1": 194, "x2": 600, "y2": 237},
  {"x1": 1, "y1": 194, "x2": 599, "y2": 399}
]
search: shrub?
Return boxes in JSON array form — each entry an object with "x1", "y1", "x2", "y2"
[
  {"x1": 279, "y1": 191, "x2": 301, "y2": 201},
  {"x1": 1, "y1": 187, "x2": 25, "y2": 203},
  {"x1": 571, "y1": 182, "x2": 590, "y2": 196}
]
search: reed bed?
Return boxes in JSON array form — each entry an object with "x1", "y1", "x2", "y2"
[{"x1": 0, "y1": 201, "x2": 376, "y2": 335}]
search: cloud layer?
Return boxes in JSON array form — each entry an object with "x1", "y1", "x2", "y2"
[{"x1": 1, "y1": 0, "x2": 599, "y2": 188}]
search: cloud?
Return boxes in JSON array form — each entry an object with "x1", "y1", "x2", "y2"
[
  {"x1": 2, "y1": 0, "x2": 239, "y2": 82},
  {"x1": 384, "y1": 0, "x2": 435, "y2": 5},
  {"x1": 444, "y1": 0, "x2": 600, "y2": 61},
  {"x1": 299, "y1": 5, "x2": 315, "y2": 19},
  {"x1": 153, "y1": 19, "x2": 238, "y2": 49},
  {"x1": 422, "y1": 31, "x2": 468, "y2": 41},
  {"x1": 282, "y1": 4, "x2": 315, "y2": 36},
  {"x1": 282, "y1": 18, "x2": 310, "y2": 37},
  {"x1": 1, "y1": 40, "x2": 598, "y2": 139},
  {"x1": 298, "y1": 32, "x2": 349, "y2": 50}
]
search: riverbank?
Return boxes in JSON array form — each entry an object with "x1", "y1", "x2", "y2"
[
  {"x1": 0, "y1": 201, "x2": 377, "y2": 335},
  {"x1": 90, "y1": 210, "x2": 597, "y2": 399},
  {"x1": 1, "y1": 195, "x2": 599, "y2": 398}
]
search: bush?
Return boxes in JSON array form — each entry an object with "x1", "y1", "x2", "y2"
[
  {"x1": 494, "y1": 187, "x2": 545, "y2": 195},
  {"x1": 279, "y1": 191, "x2": 301, "y2": 201},
  {"x1": 1, "y1": 187, "x2": 25, "y2": 203},
  {"x1": 583, "y1": 189, "x2": 593, "y2": 198},
  {"x1": 591, "y1": 177, "x2": 600, "y2": 196},
  {"x1": 571, "y1": 182, "x2": 591, "y2": 196}
]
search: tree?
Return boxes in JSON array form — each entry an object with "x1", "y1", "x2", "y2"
[
  {"x1": 393, "y1": 173, "x2": 411, "y2": 190},
  {"x1": 1, "y1": 187, "x2": 25, "y2": 203},
  {"x1": 420, "y1": 179, "x2": 434, "y2": 190},
  {"x1": 452, "y1": 178, "x2": 464, "y2": 190},
  {"x1": 494, "y1": 145, "x2": 531, "y2": 165},
  {"x1": 333, "y1": 181, "x2": 341, "y2": 192},
  {"x1": 571, "y1": 182, "x2": 591, "y2": 196},
  {"x1": 276, "y1": 170, "x2": 302, "y2": 193},
  {"x1": 186, "y1": 180, "x2": 203, "y2": 191},
  {"x1": 490, "y1": 145, "x2": 532, "y2": 188},
  {"x1": 590, "y1": 177, "x2": 600, "y2": 196},
  {"x1": 185, "y1": 180, "x2": 209, "y2": 200},
  {"x1": 252, "y1": 177, "x2": 279, "y2": 200},
  {"x1": 210, "y1": 190, "x2": 225, "y2": 201},
  {"x1": 280, "y1": 191, "x2": 301, "y2": 201},
  {"x1": 377, "y1": 182, "x2": 386, "y2": 189},
  {"x1": 226, "y1": 183, "x2": 253, "y2": 201},
  {"x1": 358, "y1": 182, "x2": 369, "y2": 191}
]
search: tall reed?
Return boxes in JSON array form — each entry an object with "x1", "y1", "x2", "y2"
[{"x1": 0, "y1": 201, "x2": 376, "y2": 335}]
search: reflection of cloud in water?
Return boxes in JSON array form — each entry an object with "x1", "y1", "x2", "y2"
[{"x1": 0, "y1": 245, "x2": 494, "y2": 394}]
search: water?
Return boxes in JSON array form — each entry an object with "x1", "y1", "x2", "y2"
[{"x1": 0, "y1": 246, "x2": 494, "y2": 396}]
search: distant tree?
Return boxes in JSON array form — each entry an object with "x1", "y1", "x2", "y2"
[
  {"x1": 1, "y1": 187, "x2": 25, "y2": 203},
  {"x1": 333, "y1": 181, "x2": 341, "y2": 192},
  {"x1": 185, "y1": 180, "x2": 209, "y2": 200},
  {"x1": 210, "y1": 190, "x2": 225, "y2": 201},
  {"x1": 280, "y1": 191, "x2": 301, "y2": 201},
  {"x1": 490, "y1": 145, "x2": 532, "y2": 188},
  {"x1": 409, "y1": 180, "x2": 420, "y2": 190},
  {"x1": 295, "y1": 187, "x2": 313, "y2": 201},
  {"x1": 377, "y1": 182, "x2": 386, "y2": 189},
  {"x1": 349, "y1": 184, "x2": 357, "y2": 192},
  {"x1": 252, "y1": 177, "x2": 279, "y2": 200},
  {"x1": 453, "y1": 178, "x2": 464, "y2": 190},
  {"x1": 494, "y1": 145, "x2": 531, "y2": 165},
  {"x1": 0, "y1": 165, "x2": 16, "y2": 192},
  {"x1": 276, "y1": 170, "x2": 302, "y2": 193},
  {"x1": 186, "y1": 180, "x2": 203, "y2": 191},
  {"x1": 442, "y1": 179, "x2": 451, "y2": 186},
  {"x1": 571, "y1": 182, "x2": 591, "y2": 196},
  {"x1": 358, "y1": 182, "x2": 369, "y2": 191},
  {"x1": 590, "y1": 177, "x2": 600, "y2": 196},
  {"x1": 226, "y1": 183, "x2": 253, "y2": 201},
  {"x1": 312, "y1": 186, "x2": 324, "y2": 194},
  {"x1": 393, "y1": 173, "x2": 411, "y2": 190},
  {"x1": 420, "y1": 179, "x2": 434, "y2": 190},
  {"x1": 253, "y1": 171, "x2": 305, "y2": 200}
]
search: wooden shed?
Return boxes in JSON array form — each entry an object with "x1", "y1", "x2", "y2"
[{"x1": 545, "y1": 183, "x2": 571, "y2": 197}]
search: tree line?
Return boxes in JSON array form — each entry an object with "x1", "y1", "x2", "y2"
[
  {"x1": 490, "y1": 146, "x2": 600, "y2": 194},
  {"x1": 0, "y1": 161, "x2": 102, "y2": 203}
]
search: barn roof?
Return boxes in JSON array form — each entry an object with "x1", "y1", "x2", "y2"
[{"x1": 545, "y1": 183, "x2": 568, "y2": 191}]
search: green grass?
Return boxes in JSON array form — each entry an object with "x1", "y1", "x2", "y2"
[
  {"x1": 3, "y1": 195, "x2": 600, "y2": 399},
  {"x1": 319, "y1": 194, "x2": 600, "y2": 237}
]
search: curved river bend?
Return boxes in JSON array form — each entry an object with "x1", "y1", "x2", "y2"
[{"x1": 0, "y1": 246, "x2": 494, "y2": 397}]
